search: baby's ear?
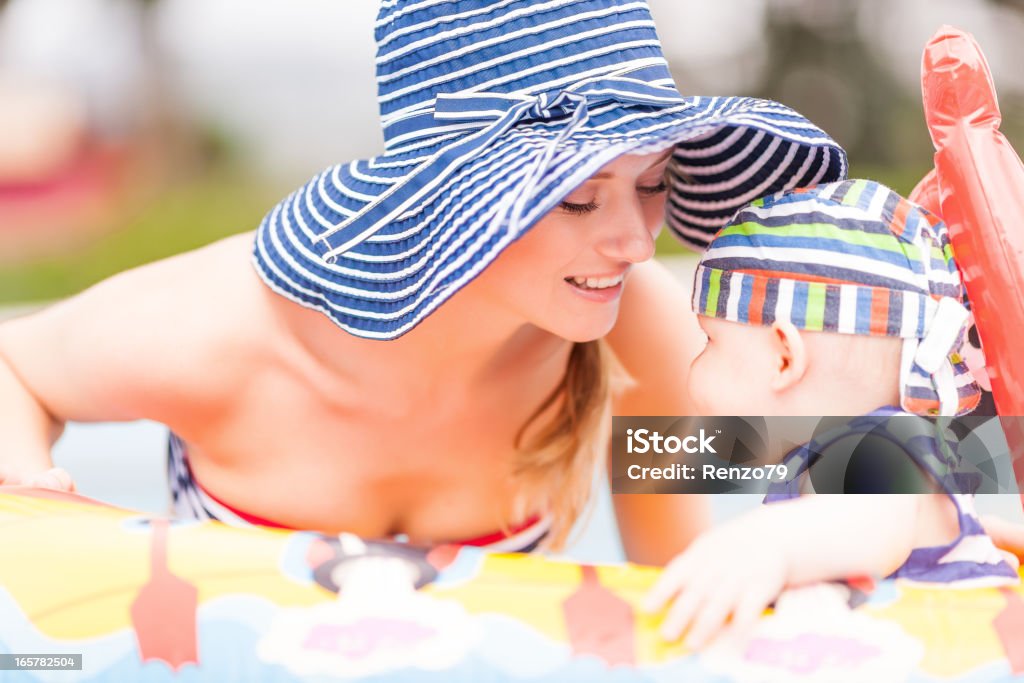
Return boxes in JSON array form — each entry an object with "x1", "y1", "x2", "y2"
[{"x1": 769, "y1": 320, "x2": 808, "y2": 392}]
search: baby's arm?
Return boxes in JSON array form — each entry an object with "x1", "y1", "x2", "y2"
[
  {"x1": 754, "y1": 493, "x2": 925, "y2": 582},
  {"x1": 644, "y1": 493, "x2": 949, "y2": 649}
]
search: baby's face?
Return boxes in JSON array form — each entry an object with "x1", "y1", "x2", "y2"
[
  {"x1": 687, "y1": 313, "x2": 905, "y2": 417},
  {"x1": 687, "y1": 315, "x2": 780, "y2": 416}
]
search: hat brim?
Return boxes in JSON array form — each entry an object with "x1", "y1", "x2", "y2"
[{"x1": 254, "y1": 96, "x2": 847, "y2": 339}]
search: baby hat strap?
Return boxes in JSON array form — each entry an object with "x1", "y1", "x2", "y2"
[
  {"x1": 915, "y1": 297, "x2": 970, "y2": 373},
  {"x1": 900, "y1": 297, "x2": 976, "y2": 416},
  {"x1": 901, "y1": 198, "x2": 981, "y2": 416}
]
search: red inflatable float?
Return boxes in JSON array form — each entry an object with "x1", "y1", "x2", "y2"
[{"x1": 910, "y1": 26, "x2": 1024, "y2": 508}]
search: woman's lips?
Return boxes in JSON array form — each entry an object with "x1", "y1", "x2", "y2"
[{"x1": 564, "y1": 273, "x2": 625, "y2": 302}]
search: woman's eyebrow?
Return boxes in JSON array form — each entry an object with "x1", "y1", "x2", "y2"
[{"x1": 588, "y1": 150, "x2": 676, "y2": 180}]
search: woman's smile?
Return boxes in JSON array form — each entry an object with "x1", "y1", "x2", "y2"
[{"x1": 564, "y1": 270, "x2": 627, "y2": 302}]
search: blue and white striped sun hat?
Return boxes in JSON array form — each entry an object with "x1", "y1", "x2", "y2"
[
  {"x1": 253, "y1": 0, "x2": 848, "y2": 340},
  {"x1": 692, "y1": 179, "x2": 981, "y2": 416}
]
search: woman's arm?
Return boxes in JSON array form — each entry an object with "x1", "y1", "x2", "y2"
[
  {"x1": 606, "y1": 259, "x2": 712, "y2": 565},
  {"x1": 0, "y1": 345, "x2": 65, "y2": 480},
  {"x1": 0, "y1": 234, "x2": 253, "y2": 482}
]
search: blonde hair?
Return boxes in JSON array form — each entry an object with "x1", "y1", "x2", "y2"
[{"x1": 511, "y1": 338, "x2": 628, "y2": 551}]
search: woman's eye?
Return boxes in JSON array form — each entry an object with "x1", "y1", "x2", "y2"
[
  {"x1": 559, "y1": 200, "x2": 600, "y2": 215},
  {"x1": 637, "y1": 180, "x2": 668, "y2": 196}
]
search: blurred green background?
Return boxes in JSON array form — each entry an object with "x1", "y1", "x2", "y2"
[{"x1": 1, "y1": 0, "x2": 1022, "y2": 304}]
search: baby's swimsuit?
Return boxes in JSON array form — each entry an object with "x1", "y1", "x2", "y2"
[
  {"x1": 765, "y1": 406, "x2": 1018, "y2": 585},
  {"x1": 167, "y1": 433, "x2": 551, "y2": 552}
]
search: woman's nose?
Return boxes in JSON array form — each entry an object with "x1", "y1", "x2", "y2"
[{"x1": 595, "y1": 207, "x2": 658, "y2": 264}]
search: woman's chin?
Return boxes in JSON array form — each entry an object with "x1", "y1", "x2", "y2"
[{"x1": 548, "y1": 316, "x2": 618, "y2": 343}]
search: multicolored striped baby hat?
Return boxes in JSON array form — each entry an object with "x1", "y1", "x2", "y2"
[
  {"x1": 693, "y1": 179, "x2": 981, "y2": 416},
  {"x1": 252, "y1": 0, "x2": 847, "y2": 340}
]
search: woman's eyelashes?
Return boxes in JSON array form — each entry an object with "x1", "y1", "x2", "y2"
[
  {"x1": 559, "y1": 181, "x2": 668, "y2": 215},
  {"x1": 638, "y1": 180, "x2": 668, "y2": 196},
  {"x1": 559, "y1": 199, "x2": 600, "y2": 215}
]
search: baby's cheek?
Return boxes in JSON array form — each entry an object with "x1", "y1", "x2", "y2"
[
  {"x1": 698, "y1": 351, "x2": 756, "y2": 415},
  {"x1": 687, "y1": 352, "x2": 717, "y2": 414}
]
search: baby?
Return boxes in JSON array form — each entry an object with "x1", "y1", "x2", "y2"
[{"x1": 644, "y1": 179, "x2": 1019, "y2": 648}]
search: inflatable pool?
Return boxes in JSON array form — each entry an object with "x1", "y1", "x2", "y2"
[{"x1": 0, "y1": 488, "x2": 1022, "y2": 682}]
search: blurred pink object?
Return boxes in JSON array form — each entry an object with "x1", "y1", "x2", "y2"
[{"x1": 0, "y1": 74, "x2": 135, "y2": 262}]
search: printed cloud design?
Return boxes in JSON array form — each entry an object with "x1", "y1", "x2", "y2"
[
  {"x1": 700, "y1": 584, "x2": 925, "y2": 683},
  {"x1": 258, "y1": 557, "x2": 481, "y2": 678}
]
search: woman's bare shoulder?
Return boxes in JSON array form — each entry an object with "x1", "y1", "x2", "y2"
[
  {"x1": 0, "y1": 231, "x2": 278, "y2": 425},
  {"x1": 605, "y1": 259, "x2": 706, "y2": 415},
  {"x1": 80, "y1": 231, "x2": 275, "y2": 358}
]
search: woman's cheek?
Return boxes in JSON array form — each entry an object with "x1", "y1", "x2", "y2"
[
  {"x1": 638, "y1": 198, "x2": 663, "y2": 239},
  {"x1": 643, "y1": 202, "x2": 665, "y2": 237}
]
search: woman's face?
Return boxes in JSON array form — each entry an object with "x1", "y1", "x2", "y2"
[{"x1": 473, "y1": 148, "x2": 673, "y2": 342}]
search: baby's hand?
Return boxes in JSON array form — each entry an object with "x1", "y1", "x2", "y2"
[
  {"x1": 0, "y1": 465, "x2": 76, "y2": 492},
  {"x1": 643, "y1": 511, "x2": 789, "y2": 650}
]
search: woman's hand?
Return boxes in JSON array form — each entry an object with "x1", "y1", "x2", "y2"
[
  {"x1": 642, "y1": 510, "x2": 790, "y2": 650},
  {"x1": 0, "y1": 465, "x2": 76, "y2": 491}
]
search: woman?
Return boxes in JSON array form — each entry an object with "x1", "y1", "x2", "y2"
[{"x1": 0, "y1": 0, "x2": 847, "y2": 563}]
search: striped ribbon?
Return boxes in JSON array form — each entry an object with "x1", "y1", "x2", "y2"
[{"x1": 317, "y1": 75, "x2": 687, "y2": 261}]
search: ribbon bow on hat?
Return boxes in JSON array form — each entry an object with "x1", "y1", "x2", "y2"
[{"x1": 318, "y1": 73, "x2": 688, "y2": 261}]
